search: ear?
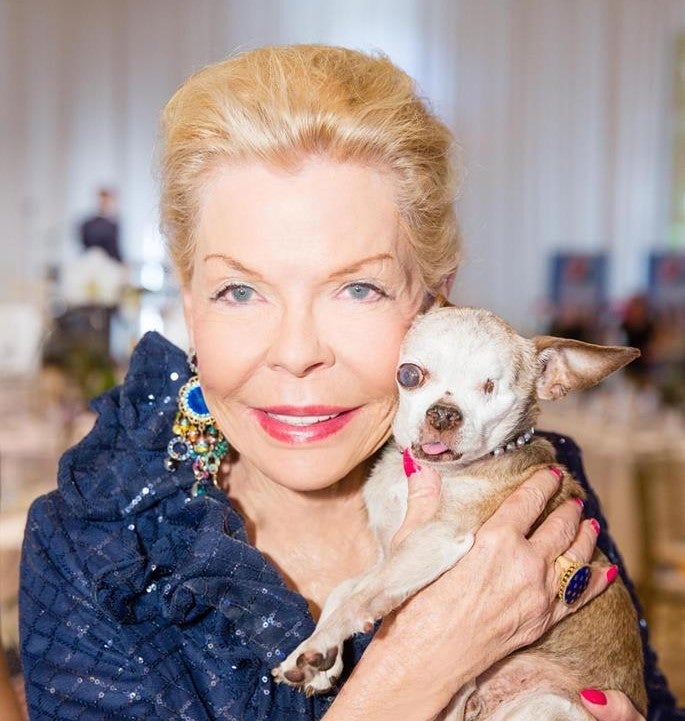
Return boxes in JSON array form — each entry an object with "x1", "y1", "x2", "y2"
[
  {"x1": 532, "y1": 336, "x2": 640, "y2": 400},
  {"x1": 440, "y1": 272, "x2": 456, "y2": 298},
  {"x1": 421, "y1": 274, "x2": 457, "y2": 311}
]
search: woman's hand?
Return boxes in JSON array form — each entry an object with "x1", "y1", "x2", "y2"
[
  {"x1": 327, "y1": 463, "x2": 615, "y2": 721},
  {"x1": 393, "y1": 460, "x2": 612, "y2": 653},
  {"x1": 580, "y1": 689, "x2": 646, "y2": 721}
]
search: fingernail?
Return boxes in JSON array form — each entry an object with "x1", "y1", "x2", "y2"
[
  {"x1": 574, "y1": 496, "x2": 584, "y2": 509},
  {"x1": 403, "y1": 448, "x2": 420, "y2": 477},
  {"x1": 590, "y1": 518, "x2": 600, "y2": 535},
  {"x1": 548, "y1": 465, "x2": 563, "y2": 481},
  {"x1": 606, "y1": 565, "x2": 618, "y2": 584},
  {"x1": 580, "y1": 689, "x2": 607, "y2": 705}
]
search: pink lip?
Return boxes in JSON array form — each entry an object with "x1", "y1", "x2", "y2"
[{"x1": 252, "y1": 405, "x2": 361, "y2": 444}]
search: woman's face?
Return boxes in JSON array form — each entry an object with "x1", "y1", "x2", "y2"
[{"x1": 183, "y1": 158, "x2": 425, "y2": 492}]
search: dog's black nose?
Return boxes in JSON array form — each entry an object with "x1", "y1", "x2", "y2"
[{"x1": 425, "y1": 403, "x2": 463, "y2": 431}]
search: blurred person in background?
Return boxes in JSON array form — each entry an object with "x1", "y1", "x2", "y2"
[
  {"x1": 620, "y1": 294, "x2": 656, "y2": 388},
  {"x1": 79, "y1": 187, "x2": 123, "y2": 264}
]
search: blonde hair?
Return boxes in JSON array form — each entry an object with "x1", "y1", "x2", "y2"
[{"x1": 159, "y1": 44, "x2": 462, "y2": 291}]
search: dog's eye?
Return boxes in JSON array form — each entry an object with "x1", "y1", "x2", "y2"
[
  {"x1": 397, "y1": 363, "x2": 424, "y2": 389},
  {"x1": 483, "y1": 379, "x2": 495, "y2": 394}
]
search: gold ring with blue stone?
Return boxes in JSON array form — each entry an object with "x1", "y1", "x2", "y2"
[{"x1": 555, "y1": 555, "x2": 591, "y2": 605}]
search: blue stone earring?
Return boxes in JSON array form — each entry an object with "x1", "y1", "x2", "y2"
[{"x1": 165, "y1": 350, "x2": 230, "y2": 496}]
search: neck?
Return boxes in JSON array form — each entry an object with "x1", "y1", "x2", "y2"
[
  {"x1": 223, "y1": 457, "x2": 379, "y2": 621},
  {"x1": 224, "y1": 457, "x2": 372, "y2": 544}
]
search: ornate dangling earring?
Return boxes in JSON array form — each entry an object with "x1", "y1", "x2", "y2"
[{"x1": 165, "y1": 349, "x2": 230, "y2": 496}]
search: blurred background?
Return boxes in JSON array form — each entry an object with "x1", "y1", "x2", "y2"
[{"x1": 1, "y1": 0, "x2": 684, "y2": 713}]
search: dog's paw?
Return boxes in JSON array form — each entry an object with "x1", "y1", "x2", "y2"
[{"x1": 271, "y1": 643, "x2": 343, "y2": 696}]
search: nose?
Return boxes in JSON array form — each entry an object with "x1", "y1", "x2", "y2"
[
  {"x1": 425, "y1": 403, "x2": 463, "y2": 431},
  {"x1": 266, "y1": 305, "x2": 335, "y2": 378}
]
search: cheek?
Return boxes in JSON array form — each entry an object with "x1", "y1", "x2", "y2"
[
  {"x1": 334, "y1": 314, "x2": 409, "y2": 396},
  {"x1": 191, "y1": 314, "x2": 269, "y2": 396}
]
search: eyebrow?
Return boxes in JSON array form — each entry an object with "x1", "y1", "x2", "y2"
[
  {"x1": 203, "y1": 254, "x2": 264, "y2": 279},
  {"x1": 328, "y1": 253, "x2": 395, "y2": 278},
  {"x1": 203, "y1": 252, "x2": 396, "y2": 279}
]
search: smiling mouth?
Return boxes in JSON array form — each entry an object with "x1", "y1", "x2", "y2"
[
  {"x1": 252, "y1": 406, "x2": 361, "y2": 444},
  {"x1": 264, "y1": 411, "x2": 342, "y2": 426}
]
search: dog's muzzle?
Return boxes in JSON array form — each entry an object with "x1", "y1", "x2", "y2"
[{"x1": 425, "y1": 403, "x2": 463, "y2": 431}]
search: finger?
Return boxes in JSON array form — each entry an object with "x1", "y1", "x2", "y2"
[
  {"x1": 483, "y1": 466, "x2": 562, "y2": 536},
  {"x1": 579, "y1": 689, "x2": 645, "y2": 720},
  {"x1": 557, "y1": 517, "x2": 601, "y2": 566},
  {"x1": 547, "y1": 518, "x2": 609, "y2": 621},
  {"x1": 529, "y1": 495, "x2": 585, "y2": 561},
  {"x1": 392, "y1": 451, "x2": 441, "y2": 549},
  {"x1": 550, "y1": 560, "x2": 619, "y2": 625}
]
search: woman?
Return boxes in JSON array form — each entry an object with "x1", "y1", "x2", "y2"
[{"x1": 20, "y1": 45, "x2": 681, "y2": 720}]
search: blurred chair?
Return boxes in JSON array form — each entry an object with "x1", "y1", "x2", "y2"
[{"x1": 635, "y1": 450, "x2": 685, "y2": 626}]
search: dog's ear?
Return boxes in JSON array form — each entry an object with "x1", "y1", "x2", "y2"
[{"x1": 532, "y1": 336, "x2": 640, "y2": 400}]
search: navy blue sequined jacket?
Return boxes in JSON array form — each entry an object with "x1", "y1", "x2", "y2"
[{"x1": 20, "y1": 332, "x2": 683, "y2": 720}]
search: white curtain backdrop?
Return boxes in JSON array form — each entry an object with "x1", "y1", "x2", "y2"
[{"x1": 2, "y1": 0, "x2": 685, "y2": 332}]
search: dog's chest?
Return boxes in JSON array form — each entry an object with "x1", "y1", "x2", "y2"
[
  {"x1": 436, "y1": 472, "x2": 512, "y2": 528},
  {"x1": 364, "y1": 447, "x2": 511, "y2": 552}
]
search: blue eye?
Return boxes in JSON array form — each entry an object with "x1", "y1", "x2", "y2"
[
  {"x1": 344, "y1": 282, "x2": 385, "y2": 301},
  {"x1": 228, "y1": 285, "x2": 254, "y2": 303},
  {"x1": 212, "y1": 284, "x2": 256, "y2": 304}
]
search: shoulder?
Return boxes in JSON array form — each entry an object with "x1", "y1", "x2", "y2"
[
  {"x1": 55, "y1": 332, "x2": 196, "y2": 519},
  {"x1": 22, "y1": 490, "x2": 69, "y2": 563},
  {"x1": 22, "y1": 332, "x2": 197, "y2": 605}
]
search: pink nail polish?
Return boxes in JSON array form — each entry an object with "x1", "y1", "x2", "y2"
[
  {"x1": 403, "y1": 448, "x2": 420, "y2": 477},
  {"x1": 590, "y1": 518, "x2": 600, "y2": 535},
  {"x1": 548, "y1": 465, "x2": 563, "y2": 481},
  {"x1": 574, "y1": 496, "x2": 584, "y2": 509},
  {"x1": 580, "y1": 689, "x2": 607, "y2": 705},
  {"x1": 606, "y1": 565, "x2": 618, "y2": 584}
]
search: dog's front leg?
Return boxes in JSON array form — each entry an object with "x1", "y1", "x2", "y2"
[
  {"x1": 273, "y1": 522, "x2": 474, "y2": 694},
  {"x1": 270, "y1": 574, "x2": 361, "y2": 694}
]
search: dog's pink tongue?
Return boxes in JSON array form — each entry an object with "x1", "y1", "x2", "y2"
[{"x1": 421, "y1": 442, "x2": 450, "y2": 455}]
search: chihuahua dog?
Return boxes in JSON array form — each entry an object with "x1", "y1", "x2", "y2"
[{"x1": 272, "y1": 305, "x2": 646, "y2": 720}]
